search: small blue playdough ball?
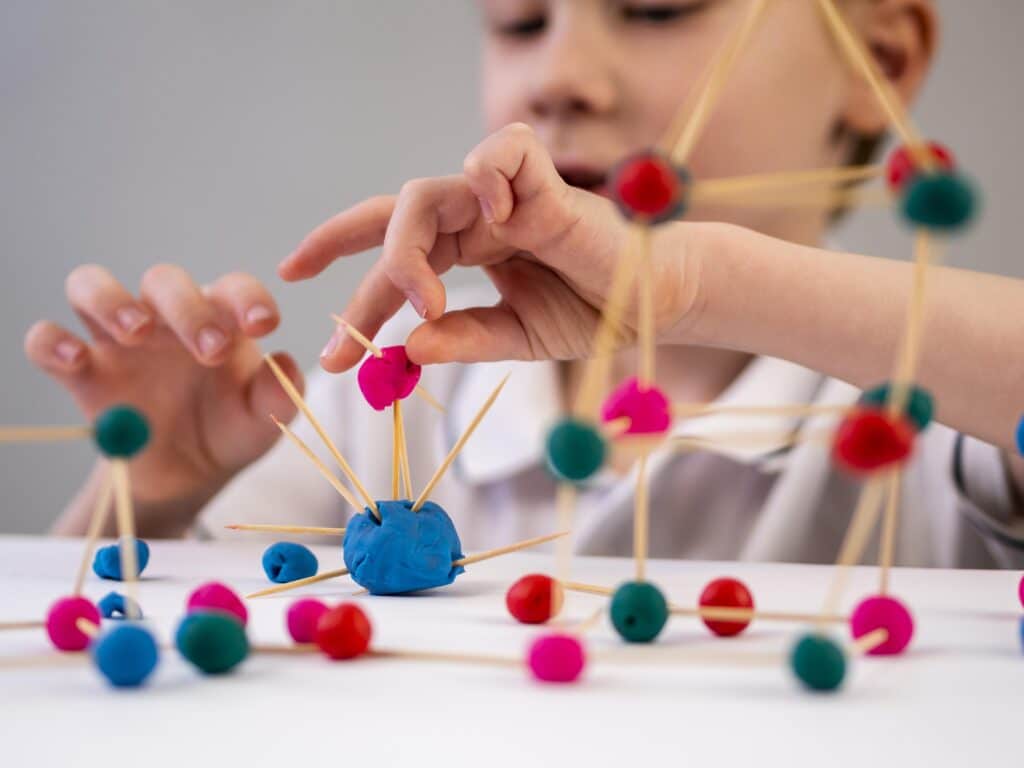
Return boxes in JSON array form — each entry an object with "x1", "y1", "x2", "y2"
[
  {"x1": 343, "y1": 499, "x2": 465, "y2": 595},
  {"x1": 98, "y1": 591, "x2": 143, "y2": 620},
  {"x1": 92, "y1": 623, "x2": 159, "y2": 688},
  {"x1": 790, "y1": 633, "x2": 847, "y2": 692},
  {"x1": 1015, "y1": 415, "x2": 1024, "y2": 457},
  {"x1": 900, "y1": 171, "x2": 977, "y2": 232},
  {"x1": 93, "y1": 538, "x2": 150, "y2": 580},
  {"x1": 262, "y1": 541, "x2": 319, "y2": 583}
]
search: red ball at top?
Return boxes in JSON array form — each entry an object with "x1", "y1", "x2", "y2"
[
  {"x1": 833, "y1": 407, "x2": 915, "y2": 475},
  {"x1": 611, "y1": 151, "x2": 686, "y2": 222},
  {"x1": 886, "y1": 141, "x2": 956, "y2": 192},
  {"x1": 315, "y1": 603, "x2": 372, "y2": 660},
  {"x1": 698, "y1": 578, "x2": 755, "y2": 637},
  {"x1": 506, "y1": 574, "x2": 564, "y2": 625}
]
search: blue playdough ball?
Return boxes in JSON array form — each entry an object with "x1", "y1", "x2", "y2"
[
  {"x1": 1015, "y1": 415, "x2": 1024, "y2": 457},
  {"x1": 98, "y1": 591, "x2": 143, "y2": 620},
  {"x1": 92, "y1": 624, "x2": 159, "y2": 688},
  {"x1": 262, "y1": 541, "x2": 319, "y2": 583},
  {"x1": 92, "y1": 538, "x2": 150, "y2": 580},
  {"x1": 343, "y1": 500, "x2": 465, "y2": 595}
]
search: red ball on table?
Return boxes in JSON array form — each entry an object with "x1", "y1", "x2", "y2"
[
  {"x1": 698, "y1": 578, "x2": 755, "y2": 637},
  {"x1": 506, "y1": 574, "x2": 564, "y2": 624},
  {"x1": 315, "y1": 603, "x2": 372, "y2": 660}
]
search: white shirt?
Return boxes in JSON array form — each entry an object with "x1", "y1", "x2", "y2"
[{"x1": 199, "y1": 286, "x2": 1024, "y2": 569}]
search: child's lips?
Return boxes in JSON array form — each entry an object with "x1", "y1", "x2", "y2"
[{"x1": 556, "y1": 165, "x2": 608, "y2": 196}]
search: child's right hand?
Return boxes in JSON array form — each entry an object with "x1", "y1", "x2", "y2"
[{"x1": 25, "y1": 264, "x2": 303, "y2": 535}]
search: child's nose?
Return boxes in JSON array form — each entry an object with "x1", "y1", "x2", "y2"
[{"x1": 528, "y1": 25, "x2": 617, "y2": 120}]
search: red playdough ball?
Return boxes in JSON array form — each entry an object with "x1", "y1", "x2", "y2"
[
  {"x1": 850, "y1": 595, "x2": 915, "y2": 655},
  {"x1": 46, "y1": 596, "x2": 101, "y2": 652},
  {"x1": 698, "y1": 577, "x2": 755, "y2": 637},
  {"x1": 613, "y1": 152, "x2": 681, "y2": 218},
  {"x1": 886, "y1": 141, "x2": 956, "y2": 192},
  {"x1": 601, "y1": 377, "x2": 672, "y2": 436},
  {"x1": 506, "y1": 574, "x2": 564, "y2": 625},
  {"x1": 833, "y1": 408, "x2": 915, "y2": 474},
  {"x1": 187, "y1": 582, "x2": 248, "y2": 626},
  {"x1": 357, "y1": 346, "x2": 422, "y2": 411},
  {"x1": 527, "y1": 633, "x2": 586, "y2": 684},
  {"x1": 315, "y1": 603, "x2": 372, "y2": 660},
  {"x1": 286, "y1": 598, "x2": 329, "y2": 644}
]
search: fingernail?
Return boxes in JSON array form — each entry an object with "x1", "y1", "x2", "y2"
[
  {"x1": 245, "y1": 304, "x2": 274, "y2": 325},
  {"x1": 197, "y1": 326, "x2": 227, "y2": 358},
  {"x1": 407, "y1": 292, "x2": 427, "y2": 319},
  {"x1": 116, "y1": 306, "x2": 149, "y2": 334},
  {"x1": 477, "y1": 195, "x2": 495, "y2": 223},
  {"x1": 54, "y1": 340, "x2": 83, "y2": 365},
  {"x1": 320, "y1": 331, "x2": 341, "y2": 358}
]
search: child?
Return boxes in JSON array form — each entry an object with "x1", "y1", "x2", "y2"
[{"x1": 28, "y1": 0, "x2": 1024, "y2": 567}]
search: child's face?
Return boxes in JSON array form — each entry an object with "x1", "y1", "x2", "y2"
[{"x1": 477, "y1": 0, "x2": 913, "y2": 241}]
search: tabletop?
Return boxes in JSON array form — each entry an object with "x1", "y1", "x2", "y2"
[{"x1": 0, "y1": 534, "x2": 1019, "y2": 767}]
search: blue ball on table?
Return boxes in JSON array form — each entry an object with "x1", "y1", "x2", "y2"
[
  {"x1": 343, "y1": 499, "x2": 464, "y2": 595},
  {"x1": 262, "y1": 541, "x2": 319, "y2": 583},
  {"x1": 92, "y1": 538, "x2": 150, "y2": 580},
  {"x1": 98, "y1": 591, "x2": 143, "y2": 619},
  {"x1": 91, "y1": 623, "x2": 159, "y2": 687}
]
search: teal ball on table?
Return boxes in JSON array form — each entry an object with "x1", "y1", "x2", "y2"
[
  {"x1": 93, "y1": 405, "x2": 150, "y2": 458},
  {"x1": 790, "y1": 633, "x2": 847, "y2": 692},
  {"x1": 900, "y1": 171, "x2": 977, "y2": 232},
  {"x1": 610, "y1": 581, "x2": 669, "y2": 643},
  {"x1": 545, "y1": 418, "x2": 607, "y2": 483},
  {"x1": 175, "y1": 611, "x2": 249, "y2": 675}
]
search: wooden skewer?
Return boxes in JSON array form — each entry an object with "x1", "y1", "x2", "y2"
[
  {"x1": 596, "y1": 646, "x2": 781, "y2": 668},
  {"x1": 271, "y1": 416, "x2": 361, "y2": 512},
  {"x1": 73, "y1": 465, "x2": 114, "y2": 595},
  {"x1": 888, "y1": 230, "x2": 934, "y2": 417},
  {"x1": 673, "y1": 403, "x2": 851, "y2": 420},
  {"x1": 672, "y1": 428, "x2": 835, "y2": 452},
  {"x1": 74, "y1": 617, "x2": 99, "y2": 638},
  {"x1": 111, "y1": 460, "x2": 140, "y2": 620},
  {"x1": 391, "y1": 401, "x2": 401, "y2": 499},
  {"x1": 225, "y1": 523, "x2": 346, "y2": 536},
  {"x1": 570, "y1": 606, "x2": 606, "y2": 635},
  {"x1": 690, "y1": 186, "x2": 892, "y2": 210},
  {"x1": 246, "y1": 567, "x2": 351, "y2": 599},
  {"x1": 692, "y1": 164, "x2": 884, "y2": 197},
  {"x1": 252, "y1": 643, "x2": 521, "y2": 667},
  {"x1": 0, "y1": 620, "x2": 46, "y2": 631},
  {"x1": 264, "y1": 355, "x2": 378, "y2": 517},
  {"x1": 412, "y1": 373, "x2": 510, "y2": 511},
  {"x1": 0, "y1": 425, "x2": 92, "y2": 443},
  {"x1": 851, "y1": 627, "x2": 889, "y2": 656},
  {"x1": 634, "y1": 452, "x2": 651, "y2": 582},
  {"x1": 878, "y1": 470, "x2": 901, "y2": 596},
  {"x1": 637, "y1": 227, "x2": 655, "y2": 388},
  {"x1": 396, "y1": 400, "x2": 413, "y2": 499},
  {"x1": 555, "y1": 483, "x2": 576, "y2": 584},
  {"x1": 453, "y1": 530, "x2": 569, "y2": 568}
]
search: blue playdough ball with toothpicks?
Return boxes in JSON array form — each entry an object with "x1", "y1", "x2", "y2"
[
  {"x1": 93, "y1": 405, "x2": 150, "y2": 458},
  {"x1": 92, "y1": 623, "x2": 159, "y2": 688},
  {"x1": 262, "y1": 542, "x2": 318, "y2": 583},
  {"x1": 93, "y1": 538, "x2": 150, "y2": 580}
]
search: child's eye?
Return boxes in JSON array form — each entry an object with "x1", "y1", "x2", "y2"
[
  {"x1": 621, "y1": 2, "x2": 708, "y2": 24},
  {"x1": 496, "y1": 14, "x2": 547, "y2": 38}
]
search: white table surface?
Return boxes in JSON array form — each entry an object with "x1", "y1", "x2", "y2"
[{"x1": 0, "y1": 534, "x2": 1020, "y2": 767}]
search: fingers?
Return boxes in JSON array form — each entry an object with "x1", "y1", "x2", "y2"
[
  {"x1": 248, "y1": 351, "x2": 303, "y2": 424},
  {"x1": 278, "y1": 195, "x2": 395, "y2": 282},
  {"x1": 24, "y1": 321, "x2": 90, "y2": 377},
  {"x1": 65, "y1": 264, "x2": 153, "y2": 345},
  {"x1": 140, "y1": 264, "x2": 234, "y2": 366},
  {"x1": 407, "y1": 305, "x2": 534, "y2": 365},
  {"x1": 206, "y1": 272, "x2": 280, "y2": 338}
]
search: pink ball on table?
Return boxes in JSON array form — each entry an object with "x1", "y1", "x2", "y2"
[
  {"x1": 287, "y1": 598, "x2": 329, "y2": 644},
  {"x1": 850, "y1": 595, "x2": 914, "y2": 655},
  {"x1": 46, "y1": 596, "x2": 100, "y2": 652},
  {"x1": 600, "y1": 377, "x2": 671, "y2": 436},
  {"x1": 187, "y1": 582, "x2": 248, "y2": 626},
  {"x1": 357, "y1": 346, "x2": 421, "y2": 411},
  {"x1": 1018, "y1": 573, "x2": 1023, "y2": 609},
  {"x1": 527, "y1": 633, "x2": 586, "y2": 684}
]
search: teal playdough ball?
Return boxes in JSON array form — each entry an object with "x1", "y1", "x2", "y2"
[
  {"x1": 790, "y1": 633, "x2": 847, "y2": 692},
  {"x1": 175, "y1": 611, "x2": 249, "y2": 675},
  {"x1": 859, "y1": 383, "x2": 934, "y2": 432},
  {"x1": 610, "y1": 581, "x2": 669, "y2": 643},
  {"x1": 900, "y1": 171, "x2": 977, "y2": 232},
  {"x1": 545, "y1": 418, "x2": 607, "y2": 483},
  {"x1": 93, "y1": 405, "x2": 150, "y2": 458}
]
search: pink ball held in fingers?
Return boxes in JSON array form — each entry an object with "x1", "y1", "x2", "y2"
[{"x1": 357, "y1": 346, "x2": 421, "y2": 411}]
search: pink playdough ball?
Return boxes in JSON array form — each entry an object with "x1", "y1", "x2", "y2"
[
  {"x1": 850, "y1": 595, "x2": 915, "y2": 655},
  {"x1": 186, "y1": 582, "x2": 248, "y2": 626},
  {"x1": 357, "y1": 346, "x2": 422, "y2": 411},
  {"x1": 46, "y1": 595, "x2": 101, "y2": 652},
  {"x1": 1018, "y1": 573, "x2": 1023, "y2": 609},
  {"x1": 287, "y1": 598, "x2": 329, "y2": 644},
  {"x1": 600, "y1": 377, "x2": 671, "y2": 435},
  {"x1": 527, "y1": 633, "x2": 586, "y2": 684}
]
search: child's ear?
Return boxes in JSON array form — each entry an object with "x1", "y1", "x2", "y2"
[{"x1": 837, "y1": 0, "x2": 939, "y2": 136}]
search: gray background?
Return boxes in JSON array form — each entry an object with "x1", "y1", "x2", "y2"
[{"x1": 1, "y1": 1, "x2": 1020, "y2": 533}]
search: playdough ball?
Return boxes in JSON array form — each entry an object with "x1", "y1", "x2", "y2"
[
  {"x1": 601, "y1": 377, "x2": 672, "y2": 436},
  {"x1": 858, "y1": 383, "x2": 934, "y2": 433},
  {"x1": 186, "y1": 581, "x2": 248, "y2": 626},
  {"x1": 1019, "y1": 573, "x2": 1024, "y2": 609},
  {"x1": 610, "y1": 581, "x2": 669, "y2": 643},
  {"x1": 93, "y1": 405, "x2": 150, "y2": 458},
  {"x1": 98, "y1": 591, "x2": 143, "y2": 620},
  {"x1": 92, "y1": 538, "x2": 150, "y2": 581},
  {"x1": 357, "y1": 346, "x2": 422, "y2": 411},
  {"x1": 527, "y1": 633, "x2": 586, "y2": 684},
  {"x1": 46, "y1": 595, "x2": 101, "y2": 652},
  {"x1": 343, "y1": 499, "x2": 464, "y2": 595},
  {"x1": 506, "y1": 574, "x2": 564, "y2": 625},
  {"x1": 315, "y1": 603, "x2": 372, "y2": 660},
  {"x1": 545, "y1": 418, "x2": 607, "y2": 483},
  {"x1": 262, "y1": 542, "x2": 318, "y2": 584},
  {"x1": 850, "y1": 595, "x2": 914, "y2": 655},
  {"x1": 1016, "y1": 416, "x2": 1024, "y2": 457},
  {"x1": 699, "y1": 577, "x2": 755, "y2": 637},
  {"x1": 175, "y1": 611, "x2": 249, "y2": 674},
  {"x1": 886, "y1": 141, "x2": 955, "y2": 192},
  {"x1": 92, "y1": 623, "x2": 159, "y2": 688},
  {"x1": 832, "y1": 407, "x2": 915, "y2": 475},
  {"x1": 610, "y1": 150, "x2": 689, "y2": 223},
  {"x1": 900, "y1": 171, "x2": 977, "y2": 232},
  {"x1": 790, "y1": 633, "x2": 847, "y2": 692},
  {"x1": 287, "y1": 598, "x2": 329, "y2": 644}
]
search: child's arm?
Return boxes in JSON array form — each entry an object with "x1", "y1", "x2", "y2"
[{"x1": 283, "y1": 123, "x2": 1024, "y2": 455}]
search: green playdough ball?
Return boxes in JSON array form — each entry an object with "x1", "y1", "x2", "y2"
[
  {"x1": 175, "y1": 611, "x2": 249, "y2": 675},
  {"x1": 901, "y1": 171, "x2": 977, "y2": 232},
  {"x1": 93, "y1": 405, "x2": 150, "y2": 458},
  {"x1": 859, "y1": 383, "x2": 934, "y2": 432},
  {"x1": 610, "y1": 581, "x2": 669, "y2": 643},
  {"x1": 545, "y1": 419, "x2": 607, "y2": 483},
  {"x1": 790, "y1": 633, "x2": 847, "y2": 692}
]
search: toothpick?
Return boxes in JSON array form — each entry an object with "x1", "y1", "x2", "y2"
[
  {"x1": 396, "y1": 400, "x2": 413, "y2": 499},
  {"x1": 453, "y1": 530, "x2": 569, "y2": 568},
  {"x1": 264, "y1": 355, "x2": 378, "y2": 517},
  {"x1": 412, "y1": 373, "x2": 510, "y2": 511},
  {"x1": 691, "y1": 185, "x2": 892, "y2": 210},
  {"x1": 271, "y1": 416, "x2": 361, "y2": 512},
  {"x1": 74, "y1": 617, "x2": 99, "y2": 639},
  {"x1": 637, "y1": 228, "x2": 655, "y2": 388},
  {"x1": 246, "y1": 567, "x2": 351, "y2": 599},
  {"x1": 851, "y1": 627, "x2": 889, "y2": 656},
  {"x1": 368, "y1": 648, "x2": 521, "y2": 668},
  {"x1": 391, "y1": 402, "x2": 401, "y2": 499},
  {"x1": 225, "y1": 523, "x2": 346, "y2": 536},
  {"x1": 0, "y1": 620, "x2": 46, "y2": 631},
  {"x1": 111, "y1": 460, "x2": 140, "y2": 620},
  {"x1": 634, "y1": 452, "x2": 650, "y2": 582},
  {"x1": 555, "y1": 483, "x2": 576, "y2": 584},
  {"x1": 0, "y1": 425, "x2": 92, "y2": 443},
  {"x1": 673, "y1": 403, "x2": 851, "y2": 420},
  {"x1": 672, "y1": 428, "x2": 834, "y2": 452},
  {"x1": 888, "y1": 229, "x2": 935, "y2": 417},
  {"x1": 878, "y1": 470, "x2": 901, "y2": 595},
  {"x1": 692, "y1": 164, "x2": 884, "y2": 197},
  {"x1": 73, "y1": 465, "x2": 114, "y2": 595}
]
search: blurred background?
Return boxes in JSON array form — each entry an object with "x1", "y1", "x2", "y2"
[{"x1": 1, "y1": 1, "x2": 1021, "y2": 533}]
